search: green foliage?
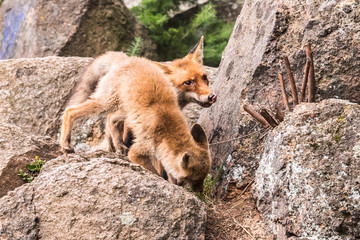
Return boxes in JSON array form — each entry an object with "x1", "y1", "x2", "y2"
[
  {"x1": 194, "y1": 160, "x2": 224, "y2": 202},
  {"x1": 17, "y1": 156, "x2": 45, "y2": 183},
  {"x1": 17, "y1": 169, "x2": 33, "y2": 183},
  {"x1": 332, "y1": 120, "x2": 344, "y2": 144},
  {"x1": 126, "y1": 37, "x2": 144, "y2": 57},
  {"x1": 337, "y1": 116, "x2": 345, "y2": 123},
  {"x1": 132, "y1": 1, "x2": 233, "y2": 66},
  {"x1": 333, "y1": 134, "x2": 342, "y2": 143}
]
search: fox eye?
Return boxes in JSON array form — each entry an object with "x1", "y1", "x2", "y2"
[
  {"x1": 184, "y1": 80, "x2": 194, "y2": 86},
  {"x1": 202, "y1": 75, "x2": 209, "y2": 84}
]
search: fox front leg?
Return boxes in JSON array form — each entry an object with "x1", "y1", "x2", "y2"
[{"x1": 128, "y1": 143, "x2": 159, "y2": 175}]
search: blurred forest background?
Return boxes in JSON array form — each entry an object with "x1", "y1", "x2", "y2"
[
  {"x1": 130, "y1": 0, "x2": 235, "y2": 66},
  {"x1": 0, "y1": 0, "x2": 242, "y2": 66}
]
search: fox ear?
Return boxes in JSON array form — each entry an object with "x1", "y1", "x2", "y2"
[
  {"x1": 191, "y1": 124, "x2": 208, "y2": 147},
  {"x1": 154, "y1": 62, "x2": 173, "y2": 75},
  {"x1": 187, "y1": 36, "x2": 204, "y2": 64},
  {"x1": 181, "y1": 153, "x2": 190, "y2": 169}
]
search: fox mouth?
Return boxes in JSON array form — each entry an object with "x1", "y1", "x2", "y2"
[
  {"x1": 197, "y1": 98, "x2": 217, "y2": 108},
  {"x1": 193, "y1": 94, "x2": 217, "y2": 108},
  {"x1": 198, "y1": 101, "x2": 213, "y2": 108}
]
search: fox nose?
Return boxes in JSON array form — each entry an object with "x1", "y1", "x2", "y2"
[{"x1": 208, "y1": 93, "x2": 217, "y2": 103}]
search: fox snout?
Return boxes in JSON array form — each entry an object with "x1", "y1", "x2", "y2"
[
  {"x1": 208, "y1": 93, "x2": 217, "y2": 103},
  {"x1": 176, "y1": 178, "x2": 204, "y2": 192},
  {"x1": 191, "y1": 181, "x2": 204, "y2": 192},
  {"x1": 197, "y1": 92, "x2": 217, "y2": 107}
]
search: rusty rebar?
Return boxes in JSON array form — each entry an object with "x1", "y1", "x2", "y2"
[
  {"x1": 300, "y1": 57, "x2": 310, "y2": 102},
  {"x1": 243, "y1": 104, "x2": 269, "y2": 127},
  {"x1": 306, "y1": 43, "x2": 316, "y2": 102},
  {"x1": 260, "y1": 109, "x2": 278, "y2": 127},
  {"x1": 278, "y1": 72, "x2": 290, "y2": 111},
  {"x1": 283, "y1": 56, "x2": 299, "y2": 105}
]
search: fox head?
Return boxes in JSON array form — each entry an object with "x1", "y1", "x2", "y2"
[
  {"x1": 155, "y1": 36, "x2": 217, "y2": 108},
  {"x1": 164, "y1": 124, "x2": 212, "y2": 192}
]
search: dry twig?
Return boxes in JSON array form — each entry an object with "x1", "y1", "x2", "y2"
[
  {"x1": 283, "y1": 56, "x2": 299, "y2": 105},
  {"x1": 231, "y1": 179, "x2": 255, "y2": 210},
  {"x1": 239, "y1": 179, "x2": 254, "y2": 198},
  {"x1": 230, "y1": 215, "x2": 255, "y2": 240},
  {"x1": 209, "y1": 126, "x2": 261, "y2": 146}
]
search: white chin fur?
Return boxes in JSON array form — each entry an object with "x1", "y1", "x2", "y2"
[
  {"x1": 199, "y1": 94, "x2": 209, "y2": 103},
  {"x1": 185, "y1": 92, "x2": 210, "y2": 104}
]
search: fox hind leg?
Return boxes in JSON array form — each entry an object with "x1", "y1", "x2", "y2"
[
  {"x1": 105, "y1": 113, "x2": 128, "y2": 153},
  {"x1": 60, "y1": 99, "x2": 106, "y2": 154}
]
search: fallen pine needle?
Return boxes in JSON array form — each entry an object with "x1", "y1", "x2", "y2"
[
  {"x1": 232, "y1": 216, "x2": 255, "y2": 240},
  {"x1": 230, "y1": 179, "x2": 255, "y2": 209}
]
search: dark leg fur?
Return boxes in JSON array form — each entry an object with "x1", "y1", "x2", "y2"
[{"x1": 123, "y1": 130, "x2": 134, "y2": 148}]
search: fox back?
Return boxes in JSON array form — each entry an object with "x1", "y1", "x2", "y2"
[
  {"x1": 67, "y1": 52, "x2": 128, "y2": 107},
  {"x1": 67, "y1": 37, "x2": 216, "y2": 110}
]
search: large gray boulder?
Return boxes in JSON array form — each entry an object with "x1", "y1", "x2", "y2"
[
  {"x1": 0, "y1": 121, "x2": 60, "y2": 198},
  {"x1": 0, "y1": 0, "x2": 156, "y2": 59},
  {"x1": 0, "y1": 57, "x2": 96, "y2": 151},
  {"x1": 0, "y1": 153, "x2": 206, "y2": 239},
  {"x1": 198, "y1": 0, "x2": 360, "y2": 196},
  {"x1": 253, "y1": 99, "x2": 360, "y2": 239},
  {"x1": 212, "y1": 0, "x2": 245, "y2": 22}
]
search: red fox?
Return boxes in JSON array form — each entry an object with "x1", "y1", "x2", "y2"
[
  {"x1": 68, "y1": 36, "x2": 216, "y2": 153},
  {"x1": 60, "y1": 56, "x2": 212, "y2": 191}
]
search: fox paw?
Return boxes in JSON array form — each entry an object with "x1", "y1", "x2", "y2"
[
  {"x1": 115, "y1": 147, "x2": 129, "y2": 156},
  {"x1": 61, "y1": 143, "x2": 75, "y2": 154}
]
